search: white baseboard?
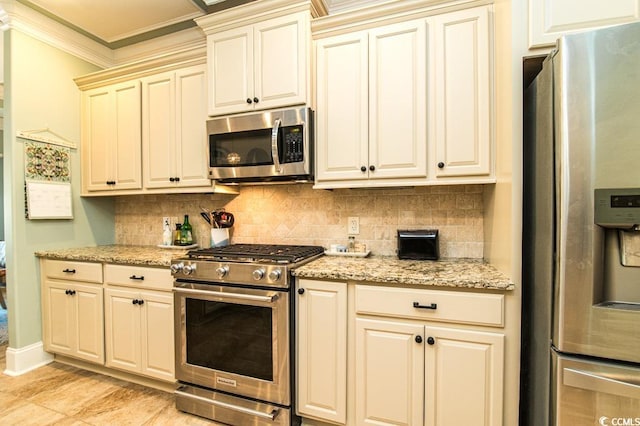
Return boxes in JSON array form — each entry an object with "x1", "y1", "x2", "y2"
[{"x1": 3, "y1": 341, "x2": 54, "y2": 376}]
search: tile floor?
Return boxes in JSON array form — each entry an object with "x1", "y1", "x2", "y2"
[{"x1": 0, "y1": 345, "x2": 216, "y2": 425}]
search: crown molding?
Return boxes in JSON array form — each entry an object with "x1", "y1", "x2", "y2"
[
  {"x1": 112, "y1": 27, "x2": 205, "y2": 67},
  {"x1": 0, "y1": 1, "x2": 115, "y2": 68}
]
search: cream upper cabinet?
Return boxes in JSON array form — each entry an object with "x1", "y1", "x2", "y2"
[
  {"x1": 296, "y1": 279, "x2": 347, "y2": 424},
  {"x1": 142, "y1": 65, "x2": 210, "y2": 189},
  {"x1": 355, "y1": 317, "x2": 425, "y2": 426},
  {"x1": 82, "y1": 80, "x2": 142, "y2": 193},
  {"x1": 206, "y1": 12, "x2": 308, "y2": 116},
  {"x1": 431, "y1": 6, "x2": 492, "y2": 179},
  {"x1": 41, "y1": 260, "x2": 104, "y2": 364},
  {"x1": 424, "y1": 326, "x2": 504, "y2": 426},
  {"x1": 315, "y1": 20, "x2": 427, "y2": 187},
  {"x1": 529, "y1": 0, "x2": 640, "y2": 48}
]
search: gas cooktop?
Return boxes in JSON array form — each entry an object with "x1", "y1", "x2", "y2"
[{"x1": 186, "y1": 243, "x2": 325, "y2": 264}]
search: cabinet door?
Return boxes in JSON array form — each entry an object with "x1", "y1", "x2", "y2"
[
  {"x1": 139, "y1": 290, "x2": 175, "y2": 381},
  {"x1": 112, "y1": 81, "x2": 143, "y2": 189},
  {"x1": 74, "y1": 283, "x2": 105, "y2": 363},
  {"x1": 83, "y1": 81, "x2": 142, "y2": 192},
  {"x1": 315, "y1": 32, "x2": 369, "y2": 183},
  {"x1": 369, "y1": 20, "x2": 427, "y2": 180},
  {"x1": 105, "y1": 288, "x2": 141, "y2": 373},
  {"x1": 254, "y1": 12, "x2": 307, "y2": 110},
  {"x1": 424, "y1": 326, "x2": 504, "y2": 426},
  {"x1": 431, "y1": 6, "x2": 491, "y2": 178},
  {"x1": 175, "y1": 65, "x2": 210, "y2": 188},
  {"x1": 529, "y1": 0, "x2": 640, "y2": 47},
  {"x1": 142, "y1": 72, "x2": 176, "y2": 189},
  {"x1": 355, "y1": 318, "x2": 424, "y2": 426},
  {"x1": 43, "y1": 281, "x2": 75, "y2": 355},
  {"x1": 297, "y1": 280, "x2": 347, "y2": 423},
  {"x1": 207, "y1": 26, "x2": 253, "y2": 116}
]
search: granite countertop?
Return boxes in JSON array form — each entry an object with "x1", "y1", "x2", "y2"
[
  {"x1": 34, "y1": 245, "x2": 189, "y2": 267},
  {"x1": 293, "y1": 255, "x2": 514, "y2": 291}
]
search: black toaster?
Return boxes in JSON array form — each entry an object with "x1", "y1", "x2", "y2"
[{"x1": 397, "y1": 229, "x2": 439, "y2": 260}]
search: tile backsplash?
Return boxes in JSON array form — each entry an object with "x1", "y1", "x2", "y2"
[{"x1": 115, "y1": 184, "x2": 484, "y2": 258}]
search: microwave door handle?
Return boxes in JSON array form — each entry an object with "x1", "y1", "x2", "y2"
[{"x1": 271, "y1": 118, "x2": 282, "y2": 173}]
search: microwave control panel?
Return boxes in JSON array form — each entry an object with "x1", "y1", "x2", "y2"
[{"x1": 282, "y1": 125, "x2": 304, "y2": 163}]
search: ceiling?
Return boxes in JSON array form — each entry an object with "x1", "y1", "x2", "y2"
[
  {"x1": 16, "y1": 0, "x2": 381, "y2": 50},
  {"x1": 17, "y1": 0, "x2": 256, "y2": 49}
]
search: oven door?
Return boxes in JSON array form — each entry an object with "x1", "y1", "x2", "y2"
[{"x1": 174, "y1": 282, "x2": 290, "y2": 405}]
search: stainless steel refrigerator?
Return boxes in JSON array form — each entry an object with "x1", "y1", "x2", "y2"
[{"x1": 522, "y1": 21, "x2": 640, "y2": 426}]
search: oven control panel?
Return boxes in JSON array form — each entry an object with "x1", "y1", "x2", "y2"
[{"x1": 170, "y1": 260, "x2": 289, "y2": 289}]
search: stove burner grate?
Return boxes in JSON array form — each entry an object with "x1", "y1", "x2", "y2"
[{"x1": 187, "y1": 243, "x2": 325, "y2": 264}]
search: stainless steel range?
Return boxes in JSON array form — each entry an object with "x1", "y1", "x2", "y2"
[{"x1": 171, "y1": 244, "x2": 324, "y2": 426}]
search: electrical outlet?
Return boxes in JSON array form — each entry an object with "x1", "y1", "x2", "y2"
[
  {"x1": 162, "y1": 217, "x2": 171, "y2": 229},
  {"x1": 348, "y1": 216, "x2": 360, "y2": 235}
]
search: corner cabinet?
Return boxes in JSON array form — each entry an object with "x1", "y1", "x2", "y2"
[
  {"x1": 141, "y1": 65, "x2": 210, "y2": 189},
  {"x1": 41, "y1": 260, "x2": 105, "y2": 364},
  {"x1": 296, "y1": 280, "x2": 506, "y2": 426},
  {"x1": 313, "y1": 4, "x2": 494, "y2": 189},
  {"x1": 81, "y1": 80, "x2": 142, "y2": 192}
]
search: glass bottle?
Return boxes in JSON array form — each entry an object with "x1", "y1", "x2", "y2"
[
  {"x1": 181, "y1": 215, "x2": 193, "y2": 245},
  {"x1": 348, "y1": 235, "x2": 356, "y2": 252},
  {"x1": 173, "y1": 224, "x2": 182, "y2": 246}
]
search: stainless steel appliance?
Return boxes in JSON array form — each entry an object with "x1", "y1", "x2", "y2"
[
  {"x1": 208, "y1": 107, "x2": 314, "y2": 184},
  {"x1": 522, "y1": 22, "x2": 640, "y2": 425},
  {"x1": 171, "y1": 244, "x2": 324, "y2": 425}
]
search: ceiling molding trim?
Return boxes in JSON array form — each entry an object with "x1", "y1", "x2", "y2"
[
  {"x1": 0, "y1": 1, "x2": 115, "y2": 68},
  {"x1": 112, "y1": 27, "x2": 206, "y2": 67}
]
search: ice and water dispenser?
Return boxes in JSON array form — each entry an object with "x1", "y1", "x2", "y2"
[{"x1": 595, "y1": 188, "x2": 640, "y2": 308}]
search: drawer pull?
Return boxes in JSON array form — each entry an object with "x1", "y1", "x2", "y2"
[
  {"x1": 413, "y1": 302, "x2": 437, "y2": 310},
  {"x1": 129, "y1": 275, "x2": 145, "y2": 281},
  {"x1": 62, "y1": 268, "x2": 76, "y2": 274}
]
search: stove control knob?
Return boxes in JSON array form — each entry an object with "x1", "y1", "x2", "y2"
[
  {"x1": 253, "y1": 268, "x2": 265, "y2": 281},
  {"x1": 170, "y1": 262, "x2": 184, "y2": 274},
  {"x1": 183, "y1": 264, "x2": 197, "y2": 275},
  {"x1": 216, "y1": 266, "x2": 229, "y2": 278},
  {"x1": 268, "y1": 269, "x2": 282, "y2": 281}
]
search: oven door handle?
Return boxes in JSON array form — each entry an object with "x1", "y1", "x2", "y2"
[
  {"x1": 175, "y1": 389, "x2": 279, "y2": 421},
  {"x1": 271, "y1": 118, "x2": 282, "y2": 174},
  {"x1": 175, "y1": 287, "x2": 279, "y2": 303}
]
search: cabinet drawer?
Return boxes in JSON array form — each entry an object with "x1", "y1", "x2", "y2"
[
  {"x1": 44, "y1": 260, "x2": 103, "y2": 283},
  {"x1": 355, "y1": 285, "x2": 504, "y2": 327},
  {"x1": 104, "y1": 264, "x2": 172, "y2": 291}
]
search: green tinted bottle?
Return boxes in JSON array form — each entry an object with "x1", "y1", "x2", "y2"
[{"x1": 181, "y1": 215, "x2": 193, "y2": 245}]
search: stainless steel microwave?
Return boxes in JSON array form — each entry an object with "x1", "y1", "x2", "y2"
[{"x1": 207, "y1": 107, "x2": 313, "y2": 184}]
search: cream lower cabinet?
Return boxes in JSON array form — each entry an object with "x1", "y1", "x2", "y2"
[
  {"x1": 41, "y1": 260, "x2": 104, "y2": 364},
  {"x1": 104, "y1": 265, "x2": 175, "y2": 382},
  {"x1": 297, "y1": 281, "x2": 505, "y2": 426},
  {"x1": 296, "y1": 279, "x2": 348, "y2": 423}
]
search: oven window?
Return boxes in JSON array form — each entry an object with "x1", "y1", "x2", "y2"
[{"x1": 185, "y1": 298, "x2": 274, "y2": 381}]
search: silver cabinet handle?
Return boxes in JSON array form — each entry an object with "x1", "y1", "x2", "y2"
[
  {"x1": 174, "y1": 287, "x2": 278, "y2": 303},
  {"x1": 271, "y1": 118, "x2": 282, "y2": 173},
  {"x1": 175, "y1": 390, "x2": 278, "y2": 421},
  {"x1": 564, "y1": 367, "x2": 640, "y2": 399}
]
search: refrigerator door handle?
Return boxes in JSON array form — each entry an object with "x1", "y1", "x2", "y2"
[{"x1": 563, "y1": 367, "x2": 640, "y2": 399}]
